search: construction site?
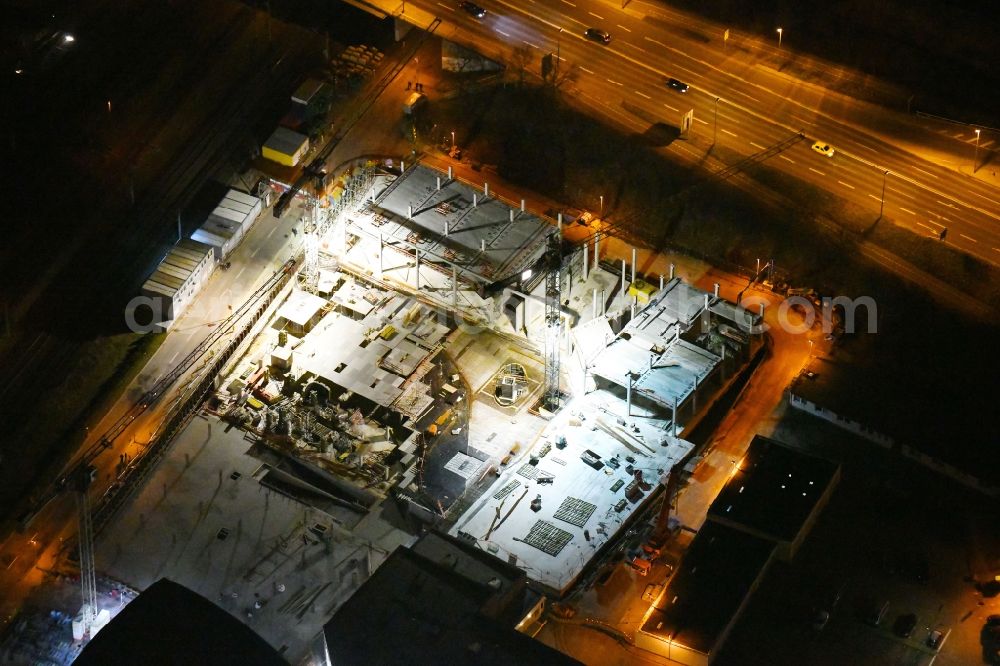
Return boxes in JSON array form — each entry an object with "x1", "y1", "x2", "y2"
[{"x1": 6, "y1": 157, "x2": 767, "y2": 663}]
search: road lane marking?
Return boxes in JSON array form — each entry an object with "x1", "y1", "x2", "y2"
[
  {"x1": 634, "y1": 90, "x2": 651, "y2": 99},
  {"x1": 935, "y1": 200, "x2": 958, "y2": 209},
  {"x1": 623, "y1": 42, "x2": 646, "y2": 52},
  {"x1": 561, "y1": 0, "x2": 575, "y2": 5},
  {"x1": 169, "y1": 351, "x2": 179, "y2": 364},
  {"x1": 606, "y1": 78, "x2": 624, "y2": 85},
  {"x1": 236, "y1": 267, "x2": 246, "y2": 279},
  {"x1": 837, "y1": 180, "x2": 855, "y2": 189},
  {"x1": 580, "y1": 66, "x2": 594, "y2": 74},
  {"x1": 868, "y1": 194, "x2": 882, "y2": 202},
  {"x1": 976, "y1": 195, "x2": 1000, "y2": 207},
  {"x1": 664, "y1": 103, "x2": 678, "y2": 112},
  {"x1": 960, "y1": 234, "x2": 978, "y2": 243},
  {"x1": 617, "y1": 24, "x2": 632, "y2": 32},
  {"x1": 523, "y1": 40, "x2": 539, "y2": 48},
  {"x1": 888, "y1": 187, "x2": 916, "y2": 200},
  {"x1": 917, "y1": 222, "x2": 936, "y2": 232},
  {"x1": 266, "y1": 226, "x2": 277, "y2": 239},
  {"x1": 900, "y1": 207, "x2": 916, "y2": 215},
  {"x1": 588, "y1": 11, "x2": 605, "y2": 19},
  {"x1": 497, "y1": 29, "x2": 511, "y2": 37},
  {"x1": 809, "y1": 167, "x2": 826, "y2": 176},
  {"x1": 644, "y1": 36, "x2": 666, "y2": 48},
  {"x1": 912, "y1": 167, "x2": 938, "y2": 179},
  {"x1": 694, "y1": 118, "x2": 707, "y2": 125},
  {"x1": 436, "y1": 2, "x2": 455, "y2": 10},
  {"x1": 750, "y1": 142, "x2": 766, "y2": 149},
  {"x1": 854, "y1": 142, "x2": 878, "y2": 152},
  {"x1": 994, "y1": 247, "x2": 1000, "y2": 254},
  {"x1": 721, "y1": 129, "x2": 737, "y2": 137},
  {"x1": 734, "y1": 90, "x2": 761, "y2": 104},
  {"x1": 251, "y1": 247, "x2": 260, "y2": 258},
  {"x1": 780, "y1": 155, "x2": 795, "y2": 163}
]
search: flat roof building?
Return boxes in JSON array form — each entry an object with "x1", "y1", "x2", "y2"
[
  {"x1": 707, "y1": 435, "x2": 840, "y2": 561},
  {"x1": 636, "y1": 522, "x2": 776, "y2": 666},
  {"x1": 318, "y1": 531, "x2": 581, "y2": 666},
  {"x1": 636, "y1": 436, "x2": 840, "y2": 665}
]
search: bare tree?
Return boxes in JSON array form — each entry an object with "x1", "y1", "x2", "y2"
[{"x1": 509, "y1": 46, "x2": 533, "y2": 86}]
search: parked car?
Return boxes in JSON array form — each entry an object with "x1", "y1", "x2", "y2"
[
  {"x1": 856, "y1": 597, "x2": 890, "y2": 627},
  {"x1": 893, "y1": 613, "x2": 917, "y2": 638},
  {"x1": 584, "y1": 28, "x2": 611, "y2": 44},
  {"x1": 926, "y1": 629, "x2": 944, "y2": 649}
]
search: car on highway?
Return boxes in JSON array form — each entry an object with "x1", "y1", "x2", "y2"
[
  {"x1": 666, "y1": 77, "x2": 689, "y2": 93},
  {"x1": 459, "y1": 1, "x2": 486, "y2": 18},
  {"x1": 926, "y1": 629, "x2": 944, "y2": 649},
  {"x1": 893, "y1": 612, "x2": 917, "y2": 638},
  {"x1": 584, "y1": 28, "x2": 611, "y2": 44},
  {"x1": 811, "y1": 141, "x2": 835, "y2": 157}
]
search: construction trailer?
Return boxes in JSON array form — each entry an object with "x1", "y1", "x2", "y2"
[
  {"x1": 141, "y1": 238, "x2": 215, "y2": 326},
  {"x1": 262, "y1": 126, "x2": 310, "y2": 167},
  {"x1": 190, "y1": 189, "x2": 263, "y2": 260}
]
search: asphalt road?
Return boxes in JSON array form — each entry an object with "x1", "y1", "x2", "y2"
[{"x1": 394, "y1": 0, "x2": 1000, "y2": 265}]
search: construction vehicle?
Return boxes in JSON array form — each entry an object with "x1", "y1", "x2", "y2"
[
  {"x1": 426, "y1": 408, "x2": 453, "y2": 437},
  {"x1": 500, "y1": 443, "x2": 521, "y2": 466}
]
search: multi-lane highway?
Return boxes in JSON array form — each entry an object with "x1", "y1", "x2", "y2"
[{"x1": 394, "y1": 0, "x2": 1000, "y2": 265}]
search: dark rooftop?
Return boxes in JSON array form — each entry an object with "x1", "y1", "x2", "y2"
[
  {"x1": 323, "y1": 532, "x2": 580, "y2": 666},
  {"x1": 641, "y1": 522, "x2": 775, "y2": 654},
  {"x1": 707, "y1": 435, "x2": 839, "y2": 543},
  {"x1": 74, "y1": 578, "x2": 285, "y2": 666}
]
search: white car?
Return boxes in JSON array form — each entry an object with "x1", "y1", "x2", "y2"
[{"x1": 811, "y1": 141, "x2": 835, "y2": 157}]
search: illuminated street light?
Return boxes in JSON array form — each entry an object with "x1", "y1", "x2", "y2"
[
  {"x1": 599, "y1": 195, "x2": 604, "y2": 217},
  {"x1": 973, "y1": 129, "x2": 981, "y2": 172},
  {"x1": 879, "y1": 169, "x2": 889, "y2": 219},
  {"x1": 776, "y1": 27, "x2": 783, "y2": 48},
  {"x1": 451, "y1": 130, "x2": 455, "y2": 149},
  {"x1": 556, "y1": 28, "x2": 563, "y2": 82},
  {"x1": 713, "y1": 97, "x2": 719, "y2": 145},
  {"x1": 63, "y1": 33, "x2": 75, "y2": 44}
]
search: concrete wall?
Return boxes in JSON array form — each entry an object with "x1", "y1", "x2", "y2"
[
  {"x1": 787, "y1": 391, "x2": 894, "y2": 449},
  {"x1": 634, "y1": 631, "x2": 708, "y2": 666}
]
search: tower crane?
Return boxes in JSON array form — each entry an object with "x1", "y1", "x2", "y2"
[{"x1": 18, "y1": 259, "x2": 297, "y2": 639}]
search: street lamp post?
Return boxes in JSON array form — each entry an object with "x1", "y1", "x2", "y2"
[
  {"x1": 451, "y1": 130, "x2": 456, "y2": 149},
  {"x1": 713, "y1": 97, "x2": 719, "y2": 145},
  {"x1": 879, "y1": 169, "x2": 889, "y2": 219},
  {"x1": 973, "y1": 129, "x2": 981, "y2": 172},
  {"x1": 599, "y1": 195, "x2": 604, "y2": 217},
  {"x1": 556, "y1": 28, "x2": 563, "y2": 83},
  {"x1": 776, "y1": 27, "x2": 783, "y2": 48}
]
